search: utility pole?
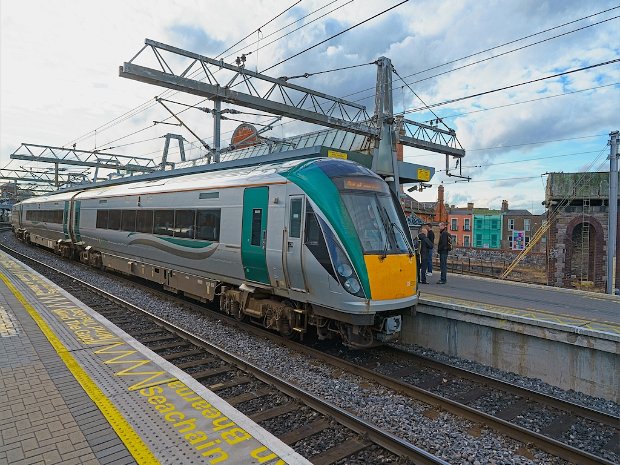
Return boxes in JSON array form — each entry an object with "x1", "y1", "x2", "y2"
[{"x1": 607, "y1": 130, "x2": 619, "y2": 295}]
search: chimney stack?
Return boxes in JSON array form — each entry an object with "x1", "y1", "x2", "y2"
[
  {"x1": 501, "y1": 200, "x2": 509, "y2": 212},
  {"x1": 467, "y1": 202, "x2": 474, "y2": 210}
]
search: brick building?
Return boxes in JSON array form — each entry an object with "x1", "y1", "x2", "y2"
[
  {"x1": 447, "y1": 203, "x2": 473, "y2": 247},
  {"x1": 500, "y1": 200, "x2": 545, "y2": 253},
  {"x1": 544, "y1": 172, "x2": 619, "y2": 290}
]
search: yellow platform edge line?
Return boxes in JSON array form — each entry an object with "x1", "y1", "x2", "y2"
[{"x1": 0, "y1": 273, "x2": 161, "y2": 465}]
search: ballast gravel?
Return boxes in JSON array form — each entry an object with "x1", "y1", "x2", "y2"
[{"x1": 3, "y1": 232, "x2": 618, "y2": 465}]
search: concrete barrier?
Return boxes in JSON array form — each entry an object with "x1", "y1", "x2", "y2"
[{"x1": 401, "y1": 299, "x2": 619, "y2": 402}]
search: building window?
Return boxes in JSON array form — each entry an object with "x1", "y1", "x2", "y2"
[
  {"x1": 508, "y1": 235, "x2": 513, "y2": 249},
  {"x1": 464, "y1": 235, "x2": 470, "y2": 247},
  {"x1": 525, "y1": 236, "x2": 530, "y2": 246},
  {"x1": 475, "y1": 234, "x2": 483, "y2": 248},
  {"x1": 508, "y1": 219, "x2": 514, "y2": 230},
  {"x1": 464, "y1": 218, "x2": 470, "y2": 231},
  {"x1": 524, "y1": 219, "x2": 531, "y2": 231},
  {"x1": 450, "y1": 234, "x2": 457, "y2": 246},
  {"x1": 451, "y1": 218, "x2": 458, "y2": 231}
]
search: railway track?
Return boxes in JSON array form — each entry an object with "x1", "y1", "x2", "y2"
[
  {"x1": 3, "y1": 241, "x2": 619, "y2": 464},
  {"x1": 0, "y1": 243, "x2": 447, "y2": 465}
]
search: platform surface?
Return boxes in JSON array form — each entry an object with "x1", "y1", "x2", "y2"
[
  {"x1": 0, "y1": 251, "x2": 311, "y2": 465},
  {"x1": 420, "y1": 274, "x2": 620, "y2": 335}
]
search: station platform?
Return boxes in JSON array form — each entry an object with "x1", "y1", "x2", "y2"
[
  {"x1": 0, "y1": 251, "x2": 311, "y2": 465},
  {"x1": 422, "y1": 274, "x2": 620, "y2": 335},
  {"x1": 401, "y1": 274, "x2": 619, "y2": 402}
]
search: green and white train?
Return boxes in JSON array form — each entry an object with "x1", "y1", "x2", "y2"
[{"x1": 12, "y1": 157, "x2": 419, "y2": 347}]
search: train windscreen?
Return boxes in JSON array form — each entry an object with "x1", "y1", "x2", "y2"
[{"x1": 337, "y1": 177, "x2": 410, "y2": 254}]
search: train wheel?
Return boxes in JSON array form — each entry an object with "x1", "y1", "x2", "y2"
[{"x1": 231, "y1": 301, "x2": 245, "y2": 321}]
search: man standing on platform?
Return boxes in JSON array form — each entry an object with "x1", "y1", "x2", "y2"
[
  {"x1": 437, "y1": 222, "x2": 449, "y2": 284},
  {"x1": 417, "y1": 227, "x2": 433, "y2": 284},
  {"x1": 425, "y1": 223, "x2": 435, "y2": 276}
]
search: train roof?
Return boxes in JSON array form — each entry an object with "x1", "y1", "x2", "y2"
[{"x1": 17, "y1": 156, "x2": 376, "y2": 204}]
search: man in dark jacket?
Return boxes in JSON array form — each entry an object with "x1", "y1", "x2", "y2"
[
  {"x1": 436, "y1": 222, "x2": 449, "y2": 284},
  {"x1": 417, "y1": 227, "x2": 433, "y2": 284},
  {"x1": 425, "y1": 224, "x2": 435, "y2": 275}
]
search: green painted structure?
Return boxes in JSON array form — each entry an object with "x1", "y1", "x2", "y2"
[{"x1": 472, "y1": 209, "x2": 502, "y2": 249}]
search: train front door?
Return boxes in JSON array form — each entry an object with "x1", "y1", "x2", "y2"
[
  {"x1": 285, "y1": 195, "x2": 306, "y2": 291},
  {"x1": 241, "y1": 187, "x2": 270, "y2": 285}
]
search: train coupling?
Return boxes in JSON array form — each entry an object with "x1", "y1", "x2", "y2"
[{"x1": 375, "y1": 315, "x2": 402, "y2": 343}]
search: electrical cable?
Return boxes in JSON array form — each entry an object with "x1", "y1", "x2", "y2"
[
  {"x1": 429, "y1": 83, "x2": 619, "y2": 121},
  {"x1": 282, "y1": 61, "x2": 374, "y2": 80},
  {"x1": 62, "y1": 0, "x2": 307, "y2": 148},
  {"x1": 436, "y1": 150, "x2": 603, "y2": 172},
  {"x1": 401, "y1": 58, "x2": 620, "y2": 115},
  {"x1": 261, "y1": 1, "x2": 408, "y2": 73},
  {"x1": 341, "y1": 8, "x2": 619, "y2": 101}
]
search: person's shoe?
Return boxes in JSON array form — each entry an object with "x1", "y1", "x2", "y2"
[
  {"x1": 436, "y1": 280, "x2": 446, "y2": 284},
  {"x1": 427, "y1": 272, "x2": 432, "y2": 276}
]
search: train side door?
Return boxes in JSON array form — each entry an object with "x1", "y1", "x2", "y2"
[
  {"x1": 285, "y1": 195, "x2": 306, "y2": 291},
  {"x1": 241, "y1": 187, "x2": 270, "y2": 285}
]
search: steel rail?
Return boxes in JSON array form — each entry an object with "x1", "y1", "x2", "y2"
[{"x1": 0, "y1": 243, "x2": 449, "y2": 465}]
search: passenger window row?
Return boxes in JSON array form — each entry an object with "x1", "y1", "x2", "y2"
[
  {"x1": 96, "y1": 209, "x2": 221, "y2": 241},
  {"x1": 26, "y1": 209, "x2": 64, "y2": 224}
]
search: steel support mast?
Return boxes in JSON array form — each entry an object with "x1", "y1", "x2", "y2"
[{"x1": 607, "y1": 130, "x2": 619, "y2": 295}]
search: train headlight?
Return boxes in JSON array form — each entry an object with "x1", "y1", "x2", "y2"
[
  {"x1": 344, "y1": 277, "x2": 361, "y2": 294},
  {"x1": 337, "y1": 263, "x2": 353, "y2": 278}
]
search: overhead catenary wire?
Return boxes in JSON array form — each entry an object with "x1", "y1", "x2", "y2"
[
  {"x1": 436, "y1": 149, "x2": 603, "y2": 172},
  {"x1": 341, "y1": 8, "x2": 620, "y2": 101},
  {"x1": 63, "y1": 0, "x2": 359, "y2": 156},
  {"x1": 261, "y1": 0, "x2": 408, "y2": 73},
  {"x1": 401, "y1": 58, "x2": 620, "y2": 115},
  {"x1": 427, "y1": 83, "x2": 619, "y2": 122},
  {"x1": 62, "y1": 0, "x2": 309, "y2": 148}
]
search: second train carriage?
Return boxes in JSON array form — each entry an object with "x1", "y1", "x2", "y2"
[{"x1": 12, "y1": 157, "x2": 419, "y2": 347}]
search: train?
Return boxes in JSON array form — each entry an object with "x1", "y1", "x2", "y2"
[{"x1": 11, "y1": 157, "x2": 418, "y2": 348}]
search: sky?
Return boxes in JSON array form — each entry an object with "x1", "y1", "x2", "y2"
[{"x1": 1, "y1": 0, "x2": 618, "y2": 214}]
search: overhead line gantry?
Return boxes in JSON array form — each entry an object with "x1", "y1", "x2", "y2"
[{"x1": 119, "y1": 38, "x2": 465, "y2": 194}]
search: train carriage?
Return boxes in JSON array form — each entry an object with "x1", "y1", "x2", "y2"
[{"x1": 13, "y1": 157, "x2": 418, "y2": 347}]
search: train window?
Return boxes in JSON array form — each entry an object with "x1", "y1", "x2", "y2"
[
  {"x1": 136, "y1": 210, "x2": 153, "y2": 234},
  {"x1": 121, "y1": 210, "x2": 137, "y2": 232},
  {"x1": 199, "y1": 192, "x2": 219, "y2": 200},
  {"x1": 251, "y1": 209, "x2": 262, "y2": 246},
  {"x1": 304, "y1": 202, "x2": 335, "y2": 279},
  {"x1": 174, "y1": 210, "x2": 195, "y2": 238},
  {"x1": 196, "y1": 210, "x2": 221, "y2": 241},
  {"x1": 289, "y1": 198, "x2": 303, "y2": 238},
  {"x1": 55, "y1": 210, "x2": 63, "y2": 224},
  {"x1": 96, "y1": 210, "x2": 109, "y2": 229},
  {"x1": 108, "y1": 210, "x2": 121, "y2": 230},
  {"x1": 153, "y1": 210, "x2": 174, "y2": 236}
]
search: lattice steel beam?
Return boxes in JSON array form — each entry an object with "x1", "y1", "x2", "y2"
[
  {"x1": 0, "y1": 168, "x2": 89, "y2": 184},
  {"x1": 10, "y1": 143, "x2": 159, "y2": 172},
  {"x1": 120, "y1": 39, "x2": 465, "y2": 159}
]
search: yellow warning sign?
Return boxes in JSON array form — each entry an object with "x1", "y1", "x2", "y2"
[
  {"x1": 328, "y1": 150, "x2": 348, "y2": 160},
  {"x1": 417, "y1": 168, "x2": 431, "y2": 181}
]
